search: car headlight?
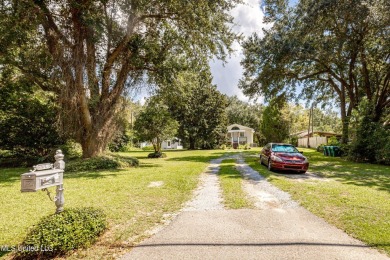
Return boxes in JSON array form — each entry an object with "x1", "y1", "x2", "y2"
[
  {"x1": 303, "y1": 157, "x2": 308, "y2": 163},
  {"x1": 271, "y1": 155, "x2": 283, "y2": 162}
]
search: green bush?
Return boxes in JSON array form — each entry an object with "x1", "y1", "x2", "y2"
[
  {"x1": 317, "y1": 144, "x2": 325, "y2": 152},
  {"x1": 109, "y1": 131, "x2": 132, "y2": 152},
  {"x1": 15, "y1": 208, "x2": 107, "y2": 259},
  {"x1": 220, "y1": 144, "x2": 227, "y2": 150},
  {"x1": 66, "y1": 155, "x2": 139, "y2": 172},
  {"x1": 348, "y1": 101, "x2": 390, "y2": 164},
  {"x1": 0, "y1": 78, "x2": 63, "y2": 159},
  {"x1": 60, "y1": 140, "x2": 82, "y2": 160},
  {"x1": 289, "y1": 136, "x2": 298, "y2": 147},
  {"x1": 327, "y1": 136, "x2": 340, "y2": 146},
  {"x1": 148, "y1": 152, "x2": 167, "y2": 158}
]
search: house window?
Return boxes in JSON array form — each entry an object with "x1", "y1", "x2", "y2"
[
  {"x1": 240, "y1": 132, "x2": 244, "y2": 137},
  {"x1": 232, "y1": 126, "x2": 240, "y2": 130},
  {"x1": 167, "y1": 141, "x2": 171, "y2": 147}
]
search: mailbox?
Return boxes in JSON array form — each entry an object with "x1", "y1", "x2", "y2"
[
  {"x1": 21, "y1": 167, "x2": 63, "y2": 192},
  {"x1": 21, "y1": 150, "x2": 65, "y2": 213}
]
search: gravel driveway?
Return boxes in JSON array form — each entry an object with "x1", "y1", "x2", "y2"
[{"x1": 121, "y1": 154, "x2": 389, "y2": 260}]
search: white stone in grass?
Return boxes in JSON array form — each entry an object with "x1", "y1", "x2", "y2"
[{"x1": 148, "y1": 181, "x2": 164, "y2": 188}]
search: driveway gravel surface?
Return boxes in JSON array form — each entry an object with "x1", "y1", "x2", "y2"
[{"x1": 122, "y1": 154, "x2": 389, "y2": 260}]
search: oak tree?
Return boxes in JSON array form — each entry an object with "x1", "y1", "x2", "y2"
[
  {"x1": 240, "y1": 0, "x2": 389, "y2": 143},
  {"x1": 1, "y1": 0, "x2": 239, "y2": 157}
]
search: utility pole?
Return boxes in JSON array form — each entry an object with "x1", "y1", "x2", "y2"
[
  {"x1": 311, "y1": 105, "x2": 314, "y2": 137},
  {"x1": 307, "y1": 107, "x2": 311, "y2": 148}
]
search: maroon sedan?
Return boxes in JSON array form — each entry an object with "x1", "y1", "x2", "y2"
[{"x1": 260, "y1": 143, "x2": 309, "y2": 174}]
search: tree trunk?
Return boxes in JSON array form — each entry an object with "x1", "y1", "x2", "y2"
[
  {"x1": 80, "y1": 133, "x2": 105, "y2": 158},
  {"x1": 339, "y1": 84, "x2": 349, "y2": 144},
  {"x1": 189, "y1": 137, "x2": 196, "y2": 150}
]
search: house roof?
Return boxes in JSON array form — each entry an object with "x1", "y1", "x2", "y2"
[
  {"x1": 291, "y1": 130, "x2": 342, "y2": 138},
  {"x1": 227, "y1": 124, "x2": 255, "y2": 132}
]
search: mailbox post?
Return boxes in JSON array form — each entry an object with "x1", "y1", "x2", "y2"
[{"x1": 21, "y1": 150, "x2": 65, "y2": 213}]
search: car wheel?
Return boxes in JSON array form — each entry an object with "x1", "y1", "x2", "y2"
[
  {"x1": 267, "y1": 160, "x2": 273, "y2": 171},
  {"x1": 300, "y1": 171, "x2": 307, "y2": 174}
]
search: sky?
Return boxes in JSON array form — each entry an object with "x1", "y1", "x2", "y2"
[
  {"x1": 133, "y1": 0, "x2": 269, "y2": 105},
  {"x1": 210, "y1": 0, "x2": 267, "y2": 103}
]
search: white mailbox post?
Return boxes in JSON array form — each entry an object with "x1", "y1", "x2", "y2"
[{"x1": 21, "y1": 150, "x2": 65, "y2": 213}]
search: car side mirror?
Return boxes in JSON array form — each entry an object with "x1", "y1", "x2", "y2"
[{"x1": 299, "y1": 151, "x2": 303, "y2": 154}]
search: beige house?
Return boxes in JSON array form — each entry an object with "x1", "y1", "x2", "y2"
[{"x1": 227, "y1": 124, "x2": 255, "y2": 148}]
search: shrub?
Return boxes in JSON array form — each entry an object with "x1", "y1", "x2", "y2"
[
  {"x1": 60, "y1": 140, "x2": 82, "y2": 160},
  {"x1": 66, "y1": 155, "x2": 138, "y2": 172},
  {"x1": 317, "y1": 144, "x2": 325, "y2": 153},
  {"x1": 220, "y1": 144, "x2": 227, "y2": 150},
  {"x1": 289, "y1": 136, "x2": 298, "y2": 147},
  {"x1": 0, "y1": 79, "x2": 63, "y2": 159},
  {"x1": 109, "y1": 131, "x2": 132, "y2": 152},
  {"x1": 15, "y1": 208, "x2": 107, "y2": 259},
  {"x1": 148, "y1": 152, "x2": 167, "y2": 158},
  {"x1": 348, "y1": 101, "x2": 390, "y2": 164},
  {"x1": 327, "y1": 136, "x2": 340, "y2": 146}
]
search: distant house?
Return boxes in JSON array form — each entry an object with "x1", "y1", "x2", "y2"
[
  {"x1": 161, "y1": 138, "x2": 183, "y2": 150},
  {"x1": 291, "y1": 131, "x2": 342, "y2": 148},
  {"x1": 227, "y1": 124, "x2": 255, "y2": 149},
  {"x1": 140, "y1": 138, "x2": 183, "y2": 150}
]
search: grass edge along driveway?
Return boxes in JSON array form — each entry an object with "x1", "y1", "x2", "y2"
[
  {"x1": 218, "y1": 158, "x2": 254, "y2": 209},
  {"x1": 244, "y1": 148, "x2": 390, "y2": 257},
  {"x1": 0, "y1": 150, "x2": 225, "y2": 259}
]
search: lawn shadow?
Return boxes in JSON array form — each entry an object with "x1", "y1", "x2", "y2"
[
  {"x1": 305, "y1": 150, "x2": 390, "y2": 193},
  {"x1": 273, "y1": 171, "x2": 326, "y2": 181},
  {"x1": 0, "y1": 167, "x2": 29, "y2": 185},
  {"x1": 138, "y1": 163, "x2": 162, "y2": 168},
  {"x1": 64, "y1": 169, "x2": 124, "y2": 179},
  {"x1": 166, "y1": 152, "x2": 226, "y2": 164}
]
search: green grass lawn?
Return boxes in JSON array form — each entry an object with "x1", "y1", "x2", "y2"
[
  {"x1": 0, "y1": 150, "x2": 224, "y2": 259},
  {"x1": 218, "y1": 159, "x2": 254, "y2": 209},
  {"x1": 244, "y1": 148, "x2": 390, "y2": 256}
]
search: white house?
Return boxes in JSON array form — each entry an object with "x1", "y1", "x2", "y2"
[
  {"x1": 161, "y1": 138, "x2": 183, "y2": 150},
  {"x1": 140, "y1": 138, "x2": 183, "y2": 150},
  {"x1": 227, "y1": 124, "x2": 255, "y2": 148}
]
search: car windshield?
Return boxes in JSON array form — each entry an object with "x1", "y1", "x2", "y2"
[{"x1": 272, "y1": 144, "x2": 299, "y2": 153}]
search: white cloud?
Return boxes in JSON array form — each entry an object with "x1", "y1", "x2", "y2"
[{"x1": 210, "y1": 0, "x2": 267, "y2": 103}]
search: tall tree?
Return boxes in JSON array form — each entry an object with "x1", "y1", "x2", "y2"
[
  {"x1": 240, "y1": 0, "x2": 390, "y2": 144},
  {"x1": 160, "y1": 71, "x2": 228, "y2": 149},
  {"x1": 1, "y1": 0, "x2": 239, "y2": 158},
  {"x1": 260, "y1": 98, "x2": 290, "y2": 143},
  {"x1": 133, "y1": 98, "x2": 178, "y2": 155}
]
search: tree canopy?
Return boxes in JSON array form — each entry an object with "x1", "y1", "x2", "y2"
[
  {"x1": 240, "y1": 0, "x2": 390, "y2": 143},
  {"x1": 1, "y1": 0, "x2": 240, "y2": 157},
  {"x1": 133, "y1": 98, "x2": 178, "y2": 154},
  {"x1": 160, "y1": 71, "x2": 228, "y2": 149}
]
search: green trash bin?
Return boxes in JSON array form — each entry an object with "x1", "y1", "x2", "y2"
[
  {"x1": 329, "y1": 146, "x2": 335, "y2": 157},
  {"x1": 323, "y1": 146, "x2": 329, "y2": 156},
  {"x1": 333, "y1": 146, "x2": 340, "y2": 156}
]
